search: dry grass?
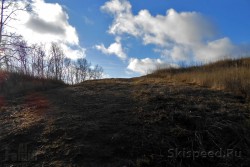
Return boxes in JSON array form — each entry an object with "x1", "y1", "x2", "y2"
[
  {"x1": 149, "y1": 58, "x2": 250, "y2": 99},
  {"x1": 0, "y1": 70, "x2": 65, "y2": 97},
  {"x1": 1, "y1": 69, "x2": 250, "y2": 166}
]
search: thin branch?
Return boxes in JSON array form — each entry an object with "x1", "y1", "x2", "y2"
[{"x1": 3, "y1": 8, "x2": 26, "y2": 25}]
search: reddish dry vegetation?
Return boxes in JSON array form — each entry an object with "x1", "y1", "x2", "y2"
[
  {"x1": 25, "y1": 93, "x2": 50, "y2": 109},
  {"x1": 0, "y1": 71, "x2": 8, "y2": 81},
  {"x1": 0, "y1": 58, "x2": 250, "y2": 167}
]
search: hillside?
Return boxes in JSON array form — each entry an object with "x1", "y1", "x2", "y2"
[
  {"x1": 0, "y1": 59, "x2": 250, "y2": 167},
  {"x1": 149, "y1": 58, "x2": 250, "y2": 98}
]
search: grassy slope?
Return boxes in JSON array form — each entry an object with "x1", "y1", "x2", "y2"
[
  {"x1": 0, "y1": 59, "x2": 250, "y2": 167},
  {"x1": 0, "y1": 71, "x2": 65, "y2": 97},
  {"x1": 149, "y1": 58, "x2": 250, "y2": 98}
]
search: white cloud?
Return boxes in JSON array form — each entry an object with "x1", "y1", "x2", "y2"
[
  {"x1": 101, "y1": 0, "x2": 132, "y2": 16},
  {"x1": 101, "y1": 0, "x2": 239, "y2": 66},
  {"x1": 61, "y1": 44, "x2": 86, "y2": 60},
  {"x1": 136, "y1": 9, "x2": 216, "y2": 46},
  {"x1": 127, "y1": 58, "x2": 177, "y2": 75},
  {"x1": 95, "y1": 37, "x2": 127, "y2": 60},
  {"x1": 7, "y1": 0, "x2": 85, "y2": 59},
  {"x1": 102, "y1": 73, "x2": 111, "y2": 79},
  {"x1": 102, "y1": 1, "x2": 215, "y2": 46},
  {"x1": 194, "y1": 37, "x2": 237, "y2": 62},
  {"x1": 101, "y1": 0, "x2": 139, "y2": 37}
]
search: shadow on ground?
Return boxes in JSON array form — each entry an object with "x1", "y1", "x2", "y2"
[{"x1": 0, "y1": 78, "x2": 250, "y2": 166}]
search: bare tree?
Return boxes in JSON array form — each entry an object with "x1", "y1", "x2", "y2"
[
  {"x1": 15, "y1": 39, "x2": 29, "y2": 74},
  {"x1": 0, "y1": 0, "x2": 105, "y2": 84},
  {"x1": 63, "y1": 57, "x2": 73, "y2": 84},
  {"x1": 76, "y1": 58, "x2": 90, "y2": 81},
  {"x1": 90, "y1": 64, "x2": 103, "y2": 80},
  {"x1": 48, "y1": 43, "x2": 65, "y2": 80},
  {"x1": 0, "y1": 0, "x2": 30, "y2": 63},
  {"x1": 31, "y1": 44, "x2": 46, "y2": 78}
]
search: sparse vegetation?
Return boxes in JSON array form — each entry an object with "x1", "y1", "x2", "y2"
[
  {"x1": 0, "y1": 41, "x2": 104, "y2": 84},
  {"x1": 1, "y1": 65, "x2": 250, "y2": 166},
  {"x1": 149, "y1": 57, "x2": 250, "y2": 99},
  {"x1": 0, "y1": 0, "x2": 104, "y2": 85},
  {"x1": 0, "y1": 70, "x2": 65, "y2": 98}
]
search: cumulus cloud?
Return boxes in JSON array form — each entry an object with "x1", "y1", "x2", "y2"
[
  {"x1": 101, "y1": 0, "x2": 139, "y2": 37},
  {"x1": 8, "y1": 0, "x2": 85, "y2": 59},
  {"x1": 61, "y1": 44, "x2": 87, "y2": 60},
  {"x1": 194, "y1": 37, "x2": 237, "y2": 62},
  {"x1": 101, "y1": 0, "x2": 132, "y2": 17},
  {"x1": 101, "y1": 0, "x2": 240, "y2": 74},
  {"x1": 26, "y1": 16, "x2": 66, "y2": 35},
  {"x1": 102, "y1": 0, "x2": 215, "y2": 46},
  {"x1": 95, "y1": 37, "x2": 127, "y2": 60},
  {"x1": 127, "y1": 58, "x2": 177, "y2": 75}
]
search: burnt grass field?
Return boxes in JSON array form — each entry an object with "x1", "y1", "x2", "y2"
[{"x1": 0, "y1": 75, "x2": 250, "y2": 167}]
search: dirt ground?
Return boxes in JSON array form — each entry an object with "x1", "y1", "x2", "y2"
[{"x1": 0, "y1": 78, "x2": 250, "y2": 167}]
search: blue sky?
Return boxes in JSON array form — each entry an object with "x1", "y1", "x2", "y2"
[{"x1": 14, "y1": 0, "x2": 250, "y2": 78}]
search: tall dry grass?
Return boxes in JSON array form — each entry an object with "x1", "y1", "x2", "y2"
[
  {"x1": 0, "y1": 70, "x2": 65, "y2": 96},
  {"x1": 149, "y1": 58, "x2": 250, "y2": 98}
]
